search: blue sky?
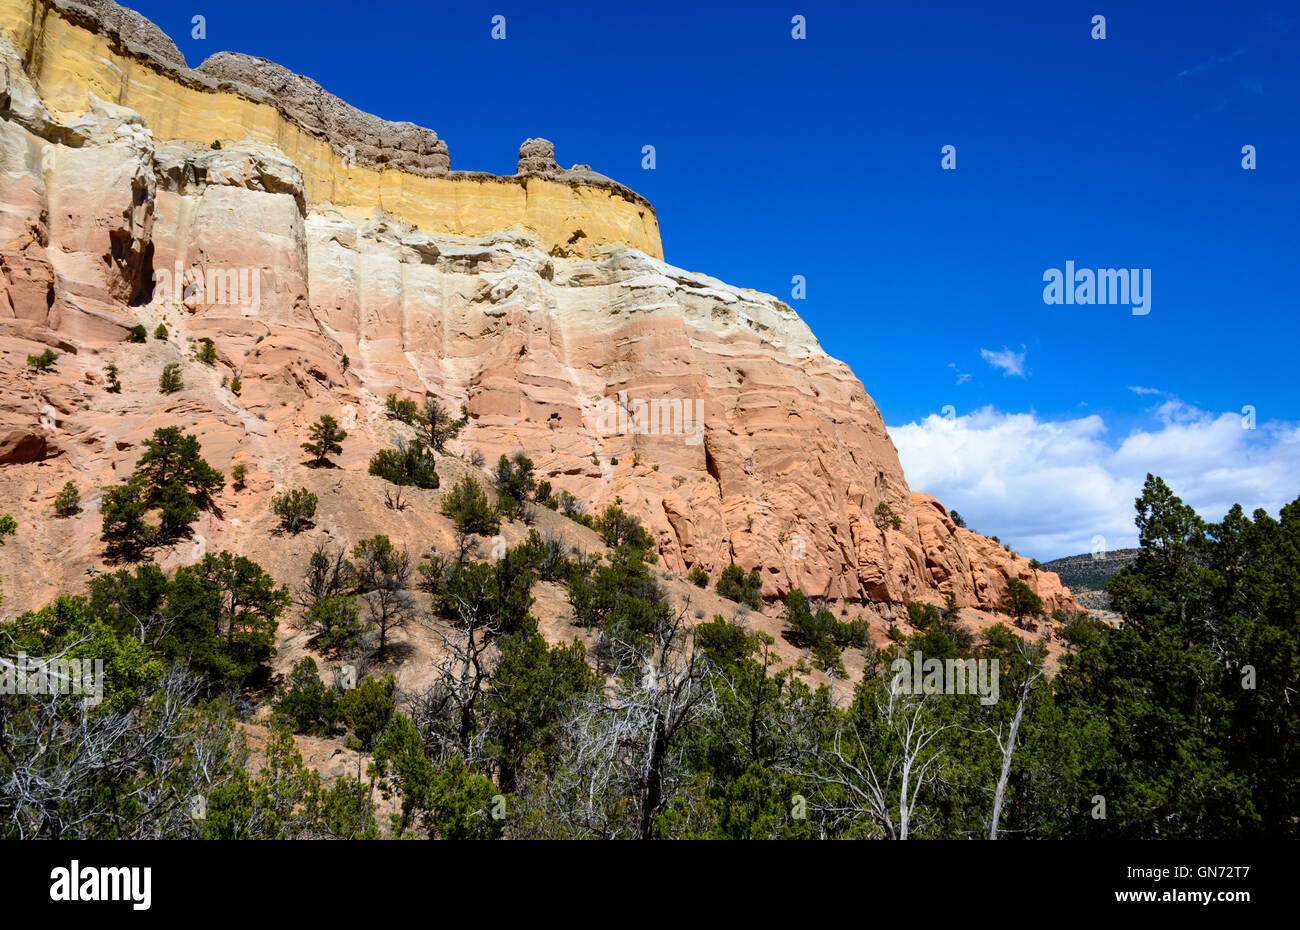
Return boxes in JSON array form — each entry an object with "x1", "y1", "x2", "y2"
[{"x1": 129, "y1": 0, "x2": 1298, "y2": 557}]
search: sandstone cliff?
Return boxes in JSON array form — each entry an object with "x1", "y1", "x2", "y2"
[{"x1": 0, "y1": 0, "x2": 1076, "y2": 622}]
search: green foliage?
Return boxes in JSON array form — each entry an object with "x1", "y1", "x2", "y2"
[
  {"x1": 352, "y1": 535, "x2": 416, "y2": 656},
  {"x1": 910, "y1": 593, "x2": 974, "y2": 655},
  {"x1": 418, "y1": 399, "x2": 467, "y2": 453},
  {"x1": 441, "y1": 474, "x2": 500, "y2": 536},
  {"x1": 368, "y1": 440, "x2": 439, "y2": 489},
  {"x1": 567, "y1": 545, "x2": 673, "y2": 659},
  {"x1": 905, "y1": 601, "x2": 936, "y2": 630},
  {"x1": 369, "y1": 711, "x2": 434, "y2": 834},
  {"x1": 197, "y1": 338, "x2": 218, "y2": 365},
  {"x1": 340, "y1": 354, "x2": 349, "y2": 373},
  {"x1": 690, "y1": 764, "x2": 818, "y2": 840},
  {"x1": 126, "y1": 324, "x2": 148, "y2": 343},
  {"x1": 783, "y1": 590, "x2": 870, "y2": 675},
  {"x1": 313, "y1": 774, "x2": 379, "y2": 839},
  {"x1": 950, "y1": 509, "x2": 966, "y2": 528},
  {"x1": 271, "y1": 487, "x2": 318, "y2": 533},
  {"x1": 272, "y1": 657, "x2": 338, "y2": 736},
  {"x1": 1054, "y1": 611, "x2": 1108, "y2": 650},
  {"x1": 688, "y1": 565, "x2": 709, "y2": 588},
  {"x1": 77, "y1": 552, "x2": 285, "y2": 691},
  {"x1": 158, "y1": 363, "x2": 184, "y2": 394},
  {"x1": 53, "y1": 481, "x2": 81, "y2": 517},
  {"x1": 103, "y1": 363, "x2": 122, "y2": 393},
  {"x1": 10, "y1": 468, "x2": 1295, "y2": 842},
  {"x1": 298, "y1": 545, "x2": 365, "y2": 654},
  {"x1": 229, "y1": 375, "x2": 242, "y2": 395},
  {"x1": 100, "y1": 428, "x2": 223, "y2": 558},
  {"x1": 483, "y1": 630, "x2": 599, "y2": 792},
  {"x1": 1052, "y1": 475, "x2": 1300, "y2": 838},
  {"x1": 230, "y1": 463, "x2": 247, "y2": 489},
  {"x1": 135, "y1": 426, "x2": 225, "y2": 509},
  {"x1": 873, "y1": 500, "x2": 903, "y2": 531},
  {"x1": 99, "y1": 477, "x2": 153, "y2": 555},
  {"x1": 153, "y1": 323, "x2": 168, "y2": 340},
  {"x1": 717, "y1": 564, "x2": 763, "y2": 610},
  {"x1": 493, "y1": 452, "x2": 536, "y2": 521},
  {"x1": 0, "y1": 575, "x2": 382, "y2": 840},
  {"x1": 594, "y1": 499, "x2": 655, "y2": 552},
  {"x1": 430, "y1": 543, "x2": 536, "y2": 637},
  {"x1": 26, "y1": 349, "x2": 58, "y2": 373},
  {"x1": 384, "y1": 394, "x2": 466, "y2": 455},
  {"x1": 302, "y1": 414, "x2": 346, "y2": 466},
  {"x1": 338, "y1": 674, "x2": 396, "y2": 750},
  {"x1": 168, "y1": 551, "x2": 289, "y2": 685},
  {"x1": 199, "y1": 720, "x2": 323, "y2": 840},
  {"x1": 694, "y1": 617, "x2": 760, "y2": 669},
  {"x1": 517, "y1": 528, "x2": 572, "y2": 583},
  {"x1": 1000, "y1": 577, "x2": 1044, "y2": 628},
  {"x1": 384, "y1": 393, "x2": 420, "y2": 423},
  {"x1": 423, "y1": 754, "x2": 505, "y2": 840},
  {"x1": 304, "y1": 594, "x2": 365, "y2": 654},
  {"x1": 556, "y1": 490, "x2": 595, "y2": 529},
  {"x1": 0, "y1": 513, "x2": 15, "y2": 543},
  {"x1": 982, "y1": 621, "x2": 1021, "y2": 654}
]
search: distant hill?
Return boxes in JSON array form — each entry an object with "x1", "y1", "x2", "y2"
[{"x1": 1042, "y1": 549, "x2": 1141, "y2": 597}]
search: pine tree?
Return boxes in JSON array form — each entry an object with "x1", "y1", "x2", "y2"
[
  {"x1": 159, "y1": 363, "x2": 184, "y2": 394},
  {"x1": 302, "y1": 415, "x2": 346, "y2": 466},
  {"x1": 53, "y1": 481, "x2": 81, "y2": 517}
]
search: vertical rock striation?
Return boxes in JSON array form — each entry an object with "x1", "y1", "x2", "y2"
[{"x1": 0, "y1": 0, "x2": 1078, "y2": 617}]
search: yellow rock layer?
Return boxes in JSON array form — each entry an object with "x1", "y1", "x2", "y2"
[{"x1": 0, "y1": 0, "x2": 663, "y2": 258}]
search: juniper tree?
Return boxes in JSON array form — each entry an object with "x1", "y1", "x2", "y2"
[
  {"x1": 352, "y1": 536, "x2": 414, "y2": 658},
  {"x1": 440, "y1": 475, "x2": 499, "y2": 537},
  {"x1": 999, "y1": 578, "x2": 1043, "y2": 629},
  {"x1": 26, "y1": 349, "x2": 58, "y2": 373},
  {"x1": 271, "y1": 488, "x2": 318, "y2": 533}
]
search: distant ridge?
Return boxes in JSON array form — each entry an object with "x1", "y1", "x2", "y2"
[{"x1": 1041, "y1": 549, "x2": 1140, "y2": 609}]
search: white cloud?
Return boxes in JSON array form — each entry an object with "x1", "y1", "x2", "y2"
[
  {"x1": 889, "y1": 402, "x2": 1299, "y2": 560},
  {"x1": 980, "y1": 346, "x2": 1026, "y2": 378}
]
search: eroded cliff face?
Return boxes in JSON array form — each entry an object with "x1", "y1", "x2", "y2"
[
  {"x1": 1, "y1": 0, "x2": 661, "y2": 258},
  {"x1": 0, "y1": 0, "x2": 1076, "y2": 617}
]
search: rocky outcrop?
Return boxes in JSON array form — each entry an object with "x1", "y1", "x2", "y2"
[
  {"x1": 517, "y1": 138, "x2": 559, "y2": 175},
  {"x1": 196, "y1": 52, "x2": 452, "y2": 177},
  {"x1": 0, "y1": 0, "x2": 1078, "y2": 620},
  {"x1": 3, "y1": 0, "x2": 661, "y2": 257},
  {"x1": 912, "y1": 494, "x2": 1076, "y2": 614},
  {"x1": 59, "y1": 0, "x2": 187, "y2": 67},
  {"x1": 512, "y1": 136, "x2": 632, "y2": 209}
]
